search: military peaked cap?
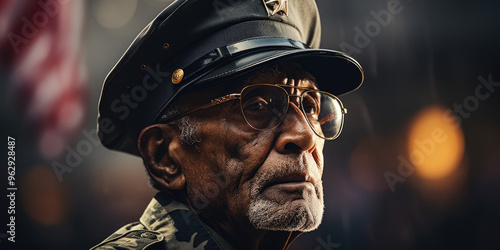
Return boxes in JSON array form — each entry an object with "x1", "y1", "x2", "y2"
[{"x1": 98, "y1": 0, "x2": 364, "y2": 155}]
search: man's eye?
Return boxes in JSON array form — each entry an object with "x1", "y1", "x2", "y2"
[
  {"x1": 302, "y1": 98, "x2": 319, "y2": 115},
  {"x1": 303, "y1": 105, "x2": 316, "y2": 114},
  {"x1": 243, "y1": 97, "x2": 269, "y2": 111}
]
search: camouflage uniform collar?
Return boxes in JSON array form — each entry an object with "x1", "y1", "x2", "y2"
[{"x1": 139, "y1": 192, "x2": 235, "y2": 250}]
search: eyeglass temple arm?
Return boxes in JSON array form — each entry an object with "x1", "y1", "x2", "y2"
[{"x1": 161, "y1": 93, "x2": 241, "y2": 123}]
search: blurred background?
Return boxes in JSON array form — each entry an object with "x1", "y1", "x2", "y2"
[{"x1": 1, "y1": 0, "x2": 499, "y2": 249}]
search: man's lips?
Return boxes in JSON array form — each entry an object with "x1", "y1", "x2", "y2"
[
  {"x1": 258, "y1": 171, "x2": 318, "y2": 204},
  {"x1": 261, "y1": 171, "x2": 316, "y2": 192}
]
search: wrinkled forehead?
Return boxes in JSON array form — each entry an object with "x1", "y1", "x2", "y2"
[{"x1": 243, "y1": 61, "x2": 319, "y2": 90}]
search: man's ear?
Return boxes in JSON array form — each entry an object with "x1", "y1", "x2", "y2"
[{"x1": 137, "y1": 124, "x2": 185, "y2": 191}]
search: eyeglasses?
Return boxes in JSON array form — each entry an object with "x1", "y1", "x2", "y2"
[{"x1": 160, "y1": 84, "x2": 347, "y2": 140}]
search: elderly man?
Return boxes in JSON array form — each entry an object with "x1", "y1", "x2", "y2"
[{"x1": 92, "y1": 0, "x2": 363, "y2": 249}]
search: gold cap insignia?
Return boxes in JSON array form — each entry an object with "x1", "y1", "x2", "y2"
[
  {"x1": 263, "y1": 0, "x2": 288, "y2": 16},
  {"x1": 172, "y1": 69, "x2": 184, "y2": 84}
]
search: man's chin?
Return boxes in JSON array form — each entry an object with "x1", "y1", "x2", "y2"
[{"x1": 247, "y1": 197, "x2": 324, "y2": 232}]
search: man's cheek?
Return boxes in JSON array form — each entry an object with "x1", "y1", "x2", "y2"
[
  {"x1": 238, "y1": 135, "x2": 274, "y2": 163},
  {"x1": 228, "y1": 180, "x2": 253, "y2": 219}
]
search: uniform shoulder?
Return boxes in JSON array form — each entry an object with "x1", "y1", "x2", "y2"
[{"x1": 90, "y1": 222, "x2": 164, "y2": 250}]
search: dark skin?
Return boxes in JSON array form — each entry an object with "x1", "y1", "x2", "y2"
[{"x1": 138, "y1": 63, "x2": 325, "y2": 250}]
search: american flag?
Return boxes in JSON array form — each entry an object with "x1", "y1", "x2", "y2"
[{"x1": 0, "y1": 0, "x2": 87, "y2": 159}]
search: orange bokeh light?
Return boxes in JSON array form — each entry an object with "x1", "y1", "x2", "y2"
[
  {"x1": 20, "y1": 165, "x2": 70, "y2": 226},
  {"x1": 407, "y1": 106, "x2": 465, "y2": 179}
]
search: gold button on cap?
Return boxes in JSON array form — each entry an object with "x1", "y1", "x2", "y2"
[{"x1": 172, "y1": 69, "x2": 184, "y2": 84}]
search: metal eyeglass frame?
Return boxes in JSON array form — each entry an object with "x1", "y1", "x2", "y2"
[{"x1": 159, "y1": 84, "x2": 347, "y2": 140}]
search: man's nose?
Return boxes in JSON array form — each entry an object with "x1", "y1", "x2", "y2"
[{"x1": 275, "y1": 102, "x2": 317, "y2": 154}]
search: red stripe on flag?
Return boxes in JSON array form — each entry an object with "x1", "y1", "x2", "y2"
[{"x1": 1, "y1": 0, "x2": 87, "y2": 159}]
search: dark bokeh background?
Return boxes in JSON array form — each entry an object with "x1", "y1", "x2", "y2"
[{"x1": 1, "y1": 0, "x2": 499, "y2": 249}]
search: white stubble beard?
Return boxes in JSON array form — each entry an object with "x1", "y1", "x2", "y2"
[{"x1": 247, "y1": 155, "x2": 324, "y2": 232}]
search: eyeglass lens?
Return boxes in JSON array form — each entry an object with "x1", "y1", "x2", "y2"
[
  {"x1": 240, "y1": 85, "x2": 288, "y2": 130},
  {"x1": 240, "y1": 85, "x2": 343, "y2": 139}
]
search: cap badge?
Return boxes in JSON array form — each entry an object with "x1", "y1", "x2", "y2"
[{"x1": 263, "y1": 0, "x2": 288, "y2": 16}]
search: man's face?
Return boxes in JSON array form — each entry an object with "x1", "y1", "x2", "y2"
[{"x1": 176, "y1": 63, "x2": 325, "y2": 233}]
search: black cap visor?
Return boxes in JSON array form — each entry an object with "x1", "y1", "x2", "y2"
[{"x1": 193, "y1": 47, "x2": 365, "y2": 97}]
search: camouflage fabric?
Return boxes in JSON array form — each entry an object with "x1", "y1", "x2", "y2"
[{"x1": 91, "y1": 192, "x2": 235, "y2": 250}]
